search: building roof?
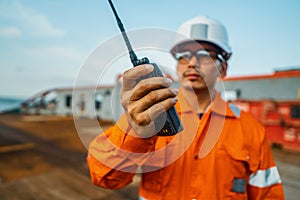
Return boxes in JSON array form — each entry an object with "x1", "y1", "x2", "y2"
[
  {"x1": 224, "y1": 67, "x2": 300, "y2": 82},
  {"x1": 54, "y1": 85, "x2": 114, "y2": 92}
]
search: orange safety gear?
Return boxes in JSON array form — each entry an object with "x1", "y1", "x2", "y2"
[{"x1": 87, "y1": 90, "x2": 284, "y2": 200}]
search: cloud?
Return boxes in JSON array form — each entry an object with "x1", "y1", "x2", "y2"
[
  {"x1": 0, "y1": 26, "x2": 22, "y2": 38},
  {"x1": 0, "y1": 1, "x2": 65, "y2": 37},
  {"x1": 23, "y1": 45, "x2": 82, "y2": 61}
]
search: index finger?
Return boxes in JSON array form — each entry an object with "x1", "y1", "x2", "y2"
[{"x1": 122, "y1": 64, "x2": 154, "y2": 91}]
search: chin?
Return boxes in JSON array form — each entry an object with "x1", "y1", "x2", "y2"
[{"x1": 181, "y1": 81, "x2": 207, "y2": 91}]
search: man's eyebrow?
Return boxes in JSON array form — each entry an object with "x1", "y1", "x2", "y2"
[{"x1": 179, "y1": 47, "x2": 203, "y2": 51}]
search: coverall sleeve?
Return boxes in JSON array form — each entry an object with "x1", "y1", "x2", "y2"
[
  {"x1": 247, "y1": 130, "x2": 285, "y2": 199},
  {"x1": 86, "y1": 115, "x2": 157, "y2": 189}
]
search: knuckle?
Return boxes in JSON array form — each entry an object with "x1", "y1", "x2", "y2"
[
  {"x1": 121, "y1": 99, "x2": 127, "y2": 109},
  {"x1": 137, "y1": 81, "x2": 148, "y2": 91},
  {"x1": 134, "y1": 115, "x2": 149, "y2": 126},
  {"x1": 134, "y1": 117, "x2": 144, "y2": 126},
  {"x1": 127, "y1": 105, "x2": 137, "y2": 117},
  {"x1": 137, "y1": 86, "x2": 147, "y2": 94},
  {"x1": 120, "y1": 95, "x2": 129, "y2": 108},
  {"x1": 147, "y1": 90, "x2": 157, "y2": 102},
  {"x1": 122, "y1": 71, "x2": 130, "y2": 80}
]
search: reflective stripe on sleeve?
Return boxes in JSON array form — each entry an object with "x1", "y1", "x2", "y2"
[
  {"x1": 139, "y1": 196, "x2": 146, "y2": 200},
  {"x1": 249, "y1": 166, "x2": 282, "y2": 188}
]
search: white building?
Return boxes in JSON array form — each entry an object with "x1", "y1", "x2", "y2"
[{"x1": 22, "y1": 85, "x2": 118, "y2": 121}]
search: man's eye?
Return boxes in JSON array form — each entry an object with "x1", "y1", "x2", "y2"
[
  {"x1": 175, "y1": 51, "x2": 191, "y2": 60},
  {"x1": 196, "y1": 50, "x2": 219, "y2": 60},
  {"x1": 196, "y1": 50, "x2": 210, "y2": 58}
]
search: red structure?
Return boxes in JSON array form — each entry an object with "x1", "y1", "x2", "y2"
[
  {"x1": 232, "y1": 100, "x2": 300, "y2": 152},
  {"x1": 223, "y1": 68, "x2": 300, "y2": 152}
]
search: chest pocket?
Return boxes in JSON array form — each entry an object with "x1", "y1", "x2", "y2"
[
  {"x1": 216, "y1": 145, "x2": 260, "y2": 199},
  {"x1": 231, "y1": 144, "x2": 259, "y2": 173}
]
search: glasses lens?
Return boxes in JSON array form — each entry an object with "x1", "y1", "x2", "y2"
[
  {"x1": 174, "y1": 51, "x2": 191, "y2": 60},
  {"x1": 196, "y1": 50, "x2": 210, "y2": 60},
  {"x1": 197, "y1": 50, "x2": 224, "y2": 62},
  {"x1": 173, "y1": 50, "x2": 224, "y2": 63}
]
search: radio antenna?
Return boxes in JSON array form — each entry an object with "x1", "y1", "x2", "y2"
[{"x1": 108, "y1": 0, "x2": 139, "y2": 66}]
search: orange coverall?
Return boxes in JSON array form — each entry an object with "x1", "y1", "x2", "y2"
[{"x1": 87, "y1": 91, "x2": 284, "y2": 199}]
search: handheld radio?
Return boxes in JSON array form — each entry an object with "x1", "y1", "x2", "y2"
[{"x1": 108, "y1": 0, "x2": 183, "y2": 136}]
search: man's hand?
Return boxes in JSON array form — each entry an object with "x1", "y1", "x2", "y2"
[{"x1": 121, "y1": 64, "x2": 178, "y2": 138}]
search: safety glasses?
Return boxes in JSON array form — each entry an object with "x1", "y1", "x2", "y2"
[{"x1": 172, "y1": 50, "x2": 225, "y2": 63}]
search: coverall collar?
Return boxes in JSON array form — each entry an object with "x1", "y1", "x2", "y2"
[{"x1": 176, "y1": 89, "x2": 238, "y2": 118}]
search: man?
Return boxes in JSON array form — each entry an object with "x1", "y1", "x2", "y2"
[{"x1": 87, "y1": 16, "x2": 284, "y2": 199}]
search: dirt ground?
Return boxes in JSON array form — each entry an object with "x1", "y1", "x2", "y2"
[
  {"x1": 0, "y1": 114, "x2": 299, "y2": 199},
  {"x1": 0, "y1": 114, "x2": 139, "y2": 200}
]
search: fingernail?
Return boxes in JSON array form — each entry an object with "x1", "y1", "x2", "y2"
[
  {"x1": 173, "y1": 97, "x2": 178, "y2": 103},
  {"x1": 145, "y1": 64, "x2": 154, "y2": 71},
  {"x1": 165, "y1": 78, "x2": 173, "y2": 84},
  {"x1": 172, "y1": 88, "x2": 179, "y2": 95}
]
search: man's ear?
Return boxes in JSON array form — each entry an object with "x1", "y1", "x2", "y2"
[{"x1": 220, "y1": 61, "x2": 228, "y2": 78}]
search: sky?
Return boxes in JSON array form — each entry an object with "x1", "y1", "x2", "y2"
[{"x1": 0, "y1": 0, "x2": 300, "y2": 98}]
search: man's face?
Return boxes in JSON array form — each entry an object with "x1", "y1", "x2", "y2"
[{"x1": 174, "y1": 42, "x2": 227, "y2": 91}]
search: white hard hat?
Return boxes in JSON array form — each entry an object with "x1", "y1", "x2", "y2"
[{"x1": 172, "y1": 16, "x2": 232, "y2": 60}]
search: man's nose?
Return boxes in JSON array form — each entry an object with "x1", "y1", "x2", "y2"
[{"x1": 188, "y1": 56, "x2": 199, "y2": 68}]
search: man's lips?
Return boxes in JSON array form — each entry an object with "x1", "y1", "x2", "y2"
[{"x1": 183, "y1": 73, "x2": 202, "y2": 80}]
